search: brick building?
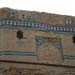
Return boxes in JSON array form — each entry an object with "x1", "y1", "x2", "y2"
[{"x1": 0, "y1": 7, "x2": 75, "y2": 75}]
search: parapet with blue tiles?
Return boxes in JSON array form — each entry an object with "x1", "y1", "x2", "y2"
[{"x1": 0, "y1": 20, "x2": 75, "y2": 34}]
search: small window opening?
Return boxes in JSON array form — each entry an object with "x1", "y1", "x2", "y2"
[
  {"x1": 72, "y1": 35, "x2": 75, "y2": 43},
  {"x1": 17, "y1": 30, "x2": 23, "y2": 39},
  {"x1": 66, "y1": 17, "x2": 71, "y2": 25},
  {"x1": 22, "y1": 14, "x2": 24, "y2": 19}
]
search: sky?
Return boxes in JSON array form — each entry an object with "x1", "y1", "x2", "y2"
[{"x1": 0, "y1": 0, "x2": 75, "y2": 16}]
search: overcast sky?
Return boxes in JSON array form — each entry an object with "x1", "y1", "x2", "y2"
[{"x1": 0, "y1": 0, "x2": 75, "y2": 16}]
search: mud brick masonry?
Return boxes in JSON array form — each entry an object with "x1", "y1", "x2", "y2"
[{"x1": 0, "y1": 7, "x2": 75, "y2": 75}]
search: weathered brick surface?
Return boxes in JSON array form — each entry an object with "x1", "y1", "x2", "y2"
[{"x1": 0, "y1": 7, "x2": 75, "y2": 75}]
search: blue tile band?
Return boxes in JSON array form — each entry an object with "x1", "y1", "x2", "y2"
[
  {"x1": 0, "y1": 51, "x2": 37, "y2": 56},
  {"x1": 64, "y1": 55, "x2": 75, "y2": 59},
  {"x1": 0, "y1": 20, "x2": 75, "y2": 34}
]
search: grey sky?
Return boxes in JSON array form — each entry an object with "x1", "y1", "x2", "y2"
[{"x1": 0, "y1": 0, "x2": 75, "y2": 16}]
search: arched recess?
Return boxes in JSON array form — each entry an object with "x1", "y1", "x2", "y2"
[{"x1": 35, "y1": 36, "x2": 63, "y2": 63}]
